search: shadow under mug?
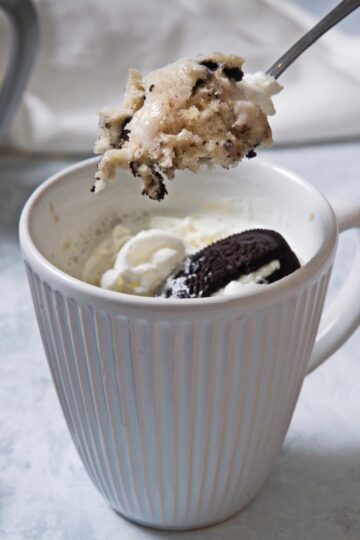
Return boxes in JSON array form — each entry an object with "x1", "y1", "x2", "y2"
[{"x1": 19, "y1": 158, "x2": 360, "y2": 529}]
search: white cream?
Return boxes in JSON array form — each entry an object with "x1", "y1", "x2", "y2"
[
  {"x1": 215, "y1": 259, "x2": 280, "y2": 296},
  {"x1": 100, "y1": 229, "x2": 185, "y2": 296},
  {"x1": 242, "y1": 72, "x2": 282, "y2": 116}
]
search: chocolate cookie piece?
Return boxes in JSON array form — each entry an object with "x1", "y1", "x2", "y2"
[
  {"x1": 199, "y1": 60, "x2": 219, "y2": 71},
  {"x1": 159, "y1": 229, "x2": 300, "y2": 299},
  {"x1": 222, "y1": 66, "x2": 244, "y2": 81},
  {"x1": 246, "y1": 148, "x2": 257, "y2": 159}
]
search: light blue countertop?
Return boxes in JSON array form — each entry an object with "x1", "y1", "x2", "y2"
[{"x1": 1, "y1": 141, "x2": 360, "y2": 540}]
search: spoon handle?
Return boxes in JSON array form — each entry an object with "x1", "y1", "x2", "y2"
[{"x1": 266, "y1": 0, "x2": 360, "y2": 79}]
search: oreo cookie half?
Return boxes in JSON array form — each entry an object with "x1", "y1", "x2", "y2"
[{"x1": 159, "y1": 229, "x2": 300, "y2": 299}]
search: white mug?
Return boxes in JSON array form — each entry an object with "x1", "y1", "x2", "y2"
[{"x1": 19, "y1": 158, "x2": 360, "y2": 530}]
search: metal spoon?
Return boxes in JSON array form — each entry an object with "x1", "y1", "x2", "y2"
[{"x1": 267, "y1": 0, "x2": 360, "y2": 79}]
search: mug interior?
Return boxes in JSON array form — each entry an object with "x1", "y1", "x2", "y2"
[{"x1": 23, "y1": 157, "x2": 336, "y2": 288}]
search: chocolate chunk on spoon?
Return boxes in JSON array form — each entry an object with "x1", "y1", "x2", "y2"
[{"x1": 159, "y1": 229, "x2": 300, "y2": 299}]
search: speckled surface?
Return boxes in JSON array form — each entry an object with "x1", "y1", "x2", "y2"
[{"x1": 0, "y1": 140, "x2": 359, "y2": 540}]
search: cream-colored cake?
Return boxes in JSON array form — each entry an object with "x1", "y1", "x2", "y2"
[{"x1": 93, "y1": 53, "x2": 282, "y2": 200}]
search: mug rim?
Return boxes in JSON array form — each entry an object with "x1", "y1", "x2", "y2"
[{"x1": 19, "y1": 156, "x2": 338, "y2": 310}]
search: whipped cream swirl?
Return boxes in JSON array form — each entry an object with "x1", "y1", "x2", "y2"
[{"x1": 100, "y1": 229, "x2": 185, "y2": 296}]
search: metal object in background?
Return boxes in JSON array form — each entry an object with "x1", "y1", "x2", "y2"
[
  {"x1": 267, "y1": 0, "x2": 360, "y2": 79},
  {"x1": 0, "y1": 0, "x2": 39, "y2": 142}
]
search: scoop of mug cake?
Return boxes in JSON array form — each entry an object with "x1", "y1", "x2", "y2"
[{"x1": 93, "y1": 52, "x2": 282, "y2": 200}]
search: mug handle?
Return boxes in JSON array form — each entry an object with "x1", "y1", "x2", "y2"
[
  {"x1": 307, "y1": 199, "x2": 360, "y2": 374},
  {"x1": 0, "y1": 0, "x2": 39, "y2": 142}
]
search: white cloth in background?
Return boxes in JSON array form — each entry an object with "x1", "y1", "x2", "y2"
[{"x1": 0, "y1": 0, "x2": 359, "y2": 153}]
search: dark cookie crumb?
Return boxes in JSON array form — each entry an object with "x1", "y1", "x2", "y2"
[
  {"x1": 143, "y1": 175, "x2": 168, "y2": 201},
  {"x1": 199, "y1": 60, "x2": 219, "y2": 71},
  {"x1": 150, "y1": 167, "x2": 168, "y2": 201},
  {"x1": 246, "y1": 149, "x2": 257, "y2": 159},
  {"x1": 122, "y1": 116, "x2": 132, "y2": 128},
  {"x1": 129, "y1": 161, "x2": 140, "y2": 177},
  {"x1": 149, "y1": 84, "x2": 155, "y2": 92},
  {"x1": 116, "y1": 116, "x2": 133, "y2": 147},
  {"x1": 223, "y1": 66, "x2": 244, "y2": 82},
  {"x1": 151, "y1": 167, "x2": 164, "y2": 182},
  {"x1": 156, "y1": 182, "x2": 168, "y2": 201},
  {"x1": 119, "y1": 129, "x2": 130, "y2": 144},
  {"x1": 192, "y1": 78, "x2": 207, "y2": 94}
]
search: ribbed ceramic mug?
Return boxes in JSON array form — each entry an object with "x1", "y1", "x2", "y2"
[{"x1": 19, "y1": 158, "x2": 360, "y2": 530}]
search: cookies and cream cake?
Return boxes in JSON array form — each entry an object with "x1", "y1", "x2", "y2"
[{"x1": 93, "y1": 53, "x2": 282, "y2": 200}]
